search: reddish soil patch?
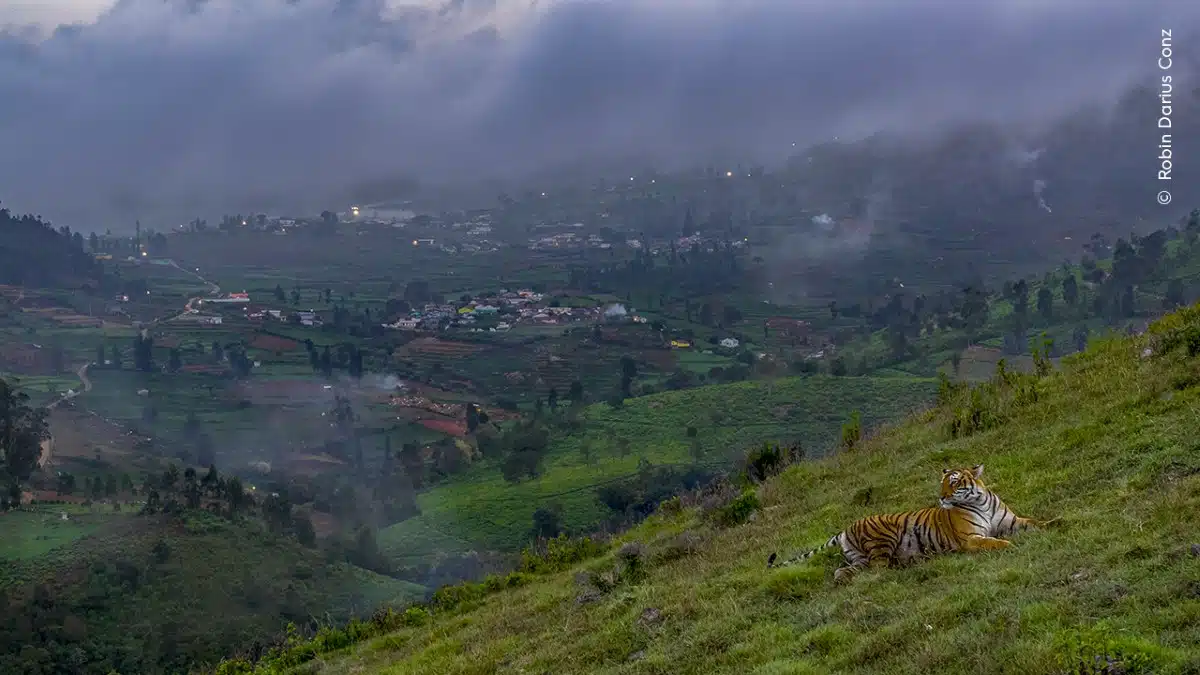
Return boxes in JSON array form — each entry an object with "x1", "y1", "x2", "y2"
[
  {"x1": 250, "y1": 333, "x2": 301, "y2": 352},
  {"x1": 180, "y1": 364, "x2": 227, "y2": 375},
  {"x1": 308, "y1": 511, "x2": 338, "y2": 538},
  {"x1": 402, "y1": 337, "x2": 484, "y2": 357},
  {"x1": 45, "y1": 408, "x2": 140, "y2": 465},
  {"x1": 417, "y1": 418, "x2": 468, "y2": 437},
  {"x1": 30, "y1": 490, "x2": 89, "y2": 504},
  {"x1": 283, "y1": 453, "x2": 347, "y2": 477}
]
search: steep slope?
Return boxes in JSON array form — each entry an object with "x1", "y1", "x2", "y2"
[{"x1": 217, "y1": 309, "x2": 1200, "y2": 675}]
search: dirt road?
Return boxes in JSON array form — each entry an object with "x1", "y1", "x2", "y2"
[{"x1": 38, "y1": 363, "x2": 92, "y2": 468}]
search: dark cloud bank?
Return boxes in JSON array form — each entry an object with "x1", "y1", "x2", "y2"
[{"x1": 0, "y1": 0, "x2": 1194, "y2": 228}]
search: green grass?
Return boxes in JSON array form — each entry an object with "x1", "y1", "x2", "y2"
[
  {"x1": 251, "y1": 307, "x2": 1200, "y2": 675},
  {"x1": 379, "y1": 375, "x2": 937, "y2": 562},
  {"x1": 1, "y1": 508, "x2": 429, "y2": 674},
  {"x1": 0, "y1": 509, "x2": 108, "y2": 561}
]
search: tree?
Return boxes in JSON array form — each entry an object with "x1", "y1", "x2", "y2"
[
  {"x1": 196, "y1": 432, "x2": 215, "y2": 468},
  {"x1": 133, "y1": 334, "x2": 155, "y2": 372},
  {"x1": 1062, "y1": 274, "x2": 1079, "y2": 307},
  {"x1": 567, "y1": 380, "x2": 584, "y2": 404},
  {"x1": 0, "y1": 378, "x2": 50, "y2": 486},
  {"x1": 274, "y1": 284, "x2": 285, "y2": 302},
  {"x1": 290, "y1": 289, "x2": 301, "y2": 305},
  {"x1": 1011, "y1": 279, "x2": 1029, "y2": 316},
  {"x1": 830, "y1": 357, "x2": 848, "y2": 376},
  {"x1": 95, "y1": 343, "x2": 106, "y2": 367},
  {"x1": 398, "y1": 442, "x2": 424, "y2": 488},
  {"x1": 294, "y1": 515, "x2": 317, "y2": 547},
  {"x1": 885, "y1": 324, "x2": 908, "y2": 359},
  {"x1": 227, "y1": 477, "x2": 246, "y2": 513},
  {"x1": 320, "y1": 346, "x2": 333, "y2": 377},
  {"x1": 1037, "y1": 287, "x2": 1054, "y2": 320},
  {"x1": 110, "y1": 345, "x2": 122, "y2": 370},
  {"x1": 620, "y1": 356, "x2": 638, "y2": 398},
  {"x1": 465, "y1": 404, "x2": 480, "y2": 433},
  {"x1": 168, "y1": 348, "x2": 182, "y2": 373},
  {"x1": 547, "y1": 387, "x2": 558, "y2": 411},
  {"x1": 698, "y1": 302, "x2": 714, "y2": 326},
  {"x1": 1165, "y1": 278, "x2": 1186, "y2": 309},
  {"x1": 531, "y1": 504, "x2": 563, "y2": 539},
  {"x1": 722, "y1": 305, "x2": 743, "y2": 325},
  {"x1": 331, "y1": 395, "x2": 355, "y2": 437}
]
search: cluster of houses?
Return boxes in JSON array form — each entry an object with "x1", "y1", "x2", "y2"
[{"x1": 383, "y1": 289, "x2": 620, "y2": 333}]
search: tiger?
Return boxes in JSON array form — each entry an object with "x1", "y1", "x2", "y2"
[{"x1": 766, "y1": 465, "x2": 1056, "y2": 583}]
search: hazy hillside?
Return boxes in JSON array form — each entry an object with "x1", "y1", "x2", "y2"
[
  {"x1": 217, "y1": 305, "x2": 1200, "y2": 675},
  {"x1": 770, "y1": 83, "x2": 1200, "y2": 296},
  {"x1": 0, "y1": 510, "x2": 426, "y2": 674},
  {"x1": 377, "y1": 374, "x2": 937, "y2": 563}
]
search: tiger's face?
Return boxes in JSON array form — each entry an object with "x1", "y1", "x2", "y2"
[{"x1": 939, "y1": 465, "x2": 984, "y2": 508}]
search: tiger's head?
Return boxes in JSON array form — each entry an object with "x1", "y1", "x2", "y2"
[{"x1": 939, "y1": 465, "x2": 985, "y2": 508}]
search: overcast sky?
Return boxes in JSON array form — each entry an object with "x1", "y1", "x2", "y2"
[{"x1": 0, "y1": 0, "x2": 1192, "y2": 228}]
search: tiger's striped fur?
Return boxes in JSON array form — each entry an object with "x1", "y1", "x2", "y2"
[{"x1": 766, "y1": 465, "x2": 1054, "y2": 582}]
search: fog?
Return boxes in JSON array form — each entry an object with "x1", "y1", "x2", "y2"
[{"x1": 0, "y1": 0, "x2": 1193, "y2": 228}]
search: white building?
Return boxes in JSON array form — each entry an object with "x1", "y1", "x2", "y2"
[{"x1": 720, "y1": 338, "x2": 740, "y2": 349}]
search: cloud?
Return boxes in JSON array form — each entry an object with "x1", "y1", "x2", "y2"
[{"x1": 0, "y1": 0, "x2": 1192, "y2": 228}]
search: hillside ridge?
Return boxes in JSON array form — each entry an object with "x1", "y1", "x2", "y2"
[{"x1": 211, "y1": 307, "x2": 1200, "y2": 675}]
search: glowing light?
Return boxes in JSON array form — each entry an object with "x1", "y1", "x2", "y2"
[
  {"x1": 726, "y1": 171, "x2": 733, "y2": 177},
  {"x1": 412, "y1": 240, "x2": 418, "y2": 246}
]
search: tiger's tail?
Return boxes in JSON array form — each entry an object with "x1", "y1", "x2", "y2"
[{"x1": 767, "y1": 533, "x2": 842, "y2": 569}]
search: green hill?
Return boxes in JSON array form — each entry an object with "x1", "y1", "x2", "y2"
[
  {"x1": 378, "y1": 374, "x2": 938, "y2": 562},
  {"x1": 0, "y1": 509, "x2": 426, "y2": 675},
  {"x1": 220, "y1": 306, "x2": 1200, "y2": 675}
]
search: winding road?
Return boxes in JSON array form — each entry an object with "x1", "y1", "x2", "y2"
[
  {"x1": 38, "y1": 363, "x2": 92, "y2": 468},
  {"x1": 28, "y1": 260, "x2": 219, "y2": 470},
  {"x1": 162, "y1": 259, "x2": 220, "y2": 324}
]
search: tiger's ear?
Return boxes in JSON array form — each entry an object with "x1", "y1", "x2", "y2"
[
  {"x1": 972, "y1": 464, "x2": 984, "y2": 479},
  {"x1": 943, "y1": 468, "x2": 952, "y2": 475}
]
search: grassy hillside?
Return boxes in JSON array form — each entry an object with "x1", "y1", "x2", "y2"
[
  {"x1": 378, "y1": 374, "x2": 937, "y2": 562},
  {"x1": 0, "y1": 507, "x2": 426, "y2": 675},
  {"x1": 223, "y1": 306, "x2": 1200, "y2": 675}
]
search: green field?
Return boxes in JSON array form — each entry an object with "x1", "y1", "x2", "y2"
[
  {"x1": 233, "y1": 305, "x2": 1200, "y2": 675},
  {"x1": 0, "y1": 508, "x2": 108, "y2": 562},
  {"x1": 379, "y1": 374, "x2": 938, "y2": 561}
]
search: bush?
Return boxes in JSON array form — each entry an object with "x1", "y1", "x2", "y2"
[
  {"x1": 652, "y1": 531, "x2": 704, "y2": 564},
  {"x1": 401, "y1": 606, "x2": 431, "y2": 627},
  {"x1": 615, "y1": 542, "x2": 648, "y2": 583},
  {"x1": 519, "y1": 534, "x2": 608, "y2": 574},
  {"x1": 707, "y1": 489, "x2": 761, "y2": 528},
  {"x1": 430, "y1": 581, "x2": 486, "y2": 611},
  {"x1": 840, "y1": 411, "x2": 862, "y2": 451},
  {"x1": 741, "y1": 441, "x2": 802, "y2": 483}
]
